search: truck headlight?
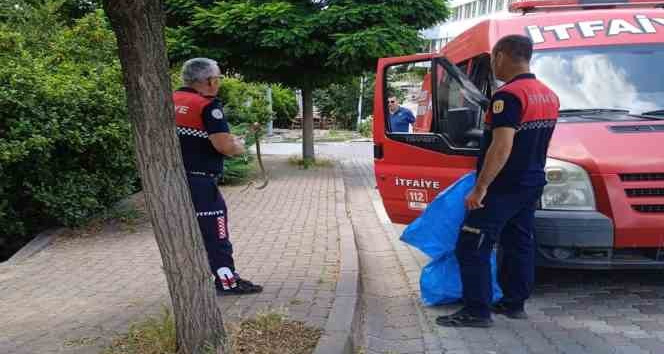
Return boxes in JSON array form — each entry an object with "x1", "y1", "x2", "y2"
[{"x1": 541, "y1": 158, "x2": 596, "y2": 211}]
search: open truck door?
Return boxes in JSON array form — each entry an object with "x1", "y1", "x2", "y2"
[{"x1": 373, "y1": 54, "x2": 489, "y2": 224}]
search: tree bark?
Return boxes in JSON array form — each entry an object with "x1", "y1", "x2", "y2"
[
  {"x1": 301, "y1": 87, "x2": 315, "y2": 160},
  {"x1": 101, "y1": 1, "x2": 226, "y2": 353}
]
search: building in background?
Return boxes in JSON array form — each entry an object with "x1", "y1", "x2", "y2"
[{"x1": 422, "y1": 0, "x2": 516, "y2": 52}]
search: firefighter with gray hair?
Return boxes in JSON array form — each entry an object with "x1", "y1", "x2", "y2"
[{"x1": 174, "y1": 58, "x2": 262, "y2": 295}]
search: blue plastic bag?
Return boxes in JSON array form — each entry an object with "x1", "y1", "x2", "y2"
[
  {"x1": 400, "y1": 171, "x2": 503, "y2": 306},
  {"x1": 420, "y1": 252, "x2": 503, "y2": 306},
  {"x1": 400, "y1": 172, "x2": 477, "y2": 258}
]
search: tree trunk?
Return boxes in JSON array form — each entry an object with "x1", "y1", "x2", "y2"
[
  {"x1": 301, "y1": 87, "x2": 315, "y2": 160},
  {"x1": 102, "y1": 1, "x2": 226, "y2": 353}
]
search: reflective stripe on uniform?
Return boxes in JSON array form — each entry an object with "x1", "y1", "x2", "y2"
[
  {"x1": 177, "y1": 127, "x2": 209, "y2": 138},
  {"x1": 196, "y1": 209, "x2": 225, "y2": 217}
]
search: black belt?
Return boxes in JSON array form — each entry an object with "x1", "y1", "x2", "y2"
[{"x1": 186, "y1": 171, "x2": 219, "y2": 179}]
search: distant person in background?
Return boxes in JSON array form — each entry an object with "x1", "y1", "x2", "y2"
[{"x1": 388, "y1": 95, "x2": 415, "y2": 132}]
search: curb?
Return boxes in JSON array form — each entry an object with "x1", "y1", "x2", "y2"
[
  {"x1": 1, "y1": 227, "x2": 66, "y2": 267},
  {"x1": 312, "y1": 163, "x2": 361, "y2": 354},
  {"x1": 0, "y1": 194, "x2": 142, "y2": 269},
  {"x1": 366, "y1": 177, "x2": 451, "y2": 352}
]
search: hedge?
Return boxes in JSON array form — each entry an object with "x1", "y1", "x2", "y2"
[{"x1": 0, "y1": 8, "x2": 137, "y2": 261}]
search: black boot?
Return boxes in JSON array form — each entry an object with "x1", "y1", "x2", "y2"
[
  {"x1": 436, "y1": 308, "x2": 494, "y2": 328},
  {"x1": 491, "y1": 301, "x2": 527, "y2": 319},
  {"x1": 216, "y1": 277, "x2": 263, "y2": 295}
]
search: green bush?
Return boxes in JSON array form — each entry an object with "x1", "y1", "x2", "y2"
[
  {"x1": 270, "y1": 84, "x2": 298, "y2": 128},
  {"x1": 218, "y1": 77, "x2": 272, "y2": 126},
  {"x1": 314, "y1": 74, "x2": 374, "y2": 130},
  {"x1": 215, "y1": 78, "x2": 270, "y2": 185},
  {"x1": 358, "y1": 116, "x2": 373, "y2": 138},
  {"x1": 0, "y1": 6, "x2": 137, "y2": 260},
  {"x1": 222, "y1": 156, "x2": 254, "y2": 185}
]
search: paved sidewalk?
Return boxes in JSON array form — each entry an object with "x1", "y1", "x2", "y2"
[
  {"x1": 341, "y1": 156, "x2": 440, "y2": 354},
  {"x1": 245, "y1": 142, "x2": 664, "y2": 354},
  {"x1": 0, "y1": 157, "x2": 342, "y2": 354},
  {"x1": 341, "y1": 150, "x2": 664, "y2": 354}
]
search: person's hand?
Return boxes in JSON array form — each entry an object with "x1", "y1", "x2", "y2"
[
  {"x1": 235, "y1": 136, "x2": 246, "y2": 146},
  {"x1": 465, "y1": 185, "x2": 487, "y2": 210},
  {"x1": 234, "y1": 136, "x2": 246, "y2": 155}
]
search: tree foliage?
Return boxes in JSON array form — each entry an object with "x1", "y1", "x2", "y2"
[
  {"x1": 166, "y1": 0, "x2": 448, "y2": 88},
  {"x1": 165, "y1": 0, "x2": 447, "y2": 158},
  {"x1": 1, "y1": 0, "x2": 100, "y2": 23}
]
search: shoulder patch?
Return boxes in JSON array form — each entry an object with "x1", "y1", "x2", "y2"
[
  {"x1": 211, "y1": 108, "x2": 224, "y2": 120},
  {"x1": 492, "y1": 100, "x2": 504, "y2": 114}
]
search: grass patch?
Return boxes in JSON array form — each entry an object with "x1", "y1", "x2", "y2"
[
  {"x1": 358, "y1": 117, "x2": 373, "y2": 138},
  {"x1": 62, "y1": 201, "x2": 147, "y2": 237},
  {"x1": 103, "y1": 308, "x2": 176, "y2": 354},
  {"x1": 103, "y1": 308, "x2": 322, "y2": 354},
  {"x1": 317, "y1": 129, "x2": 354, "y2": 142},
  {"x1": 288, "y1": 156, "x2": 335, "y2": 169},
  {"x1": 278, "y1": 137, "x2": 301, "y2": 143},
  {"x1": 289, "y1": 299, "x2": 304, "y2": 306},
  {"x1": 228, "y1": 310, "x2": 322, "y2": 354},
  {"x1": 63, "y1": 336, "x2": 100, "y2": 347},
  {"x1": 105, "y1": 207, "x2": 145, "y2": 226}
]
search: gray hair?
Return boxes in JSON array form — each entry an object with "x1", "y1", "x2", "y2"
[{"x1": 181, "y1": 58, "x2": 220, "y2": 86}]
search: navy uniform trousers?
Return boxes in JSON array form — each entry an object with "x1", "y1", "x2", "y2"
[
  {"x1": 456, "y1": 186, "x2": 543, "y2": 318},
  {"x1": 186, "y1": 174, "x2": 235, "y2": 285}
]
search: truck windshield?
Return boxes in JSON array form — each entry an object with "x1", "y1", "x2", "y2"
[{"x1": 531, "y1": 44, "x2": 664, "y2": 116}]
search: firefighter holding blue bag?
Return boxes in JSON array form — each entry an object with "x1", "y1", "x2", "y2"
[{"x1": 437, "y1": 35, "x2": 560, "y2": 328}]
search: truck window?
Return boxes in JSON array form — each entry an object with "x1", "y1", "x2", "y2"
[
  {"x1": 384, "y1": 61, "x2": 432, "y2": 134},
  {"x1": 458, "y1": 61, "x2": 469, "y2": 76},
  {"x1": 532, "y1": 44, "x2": 664, "y2": 116},
  {"x1": 381, "y1": 57, "x2": 488, "y2": 156},
  {"x1": 434, "y1": 60, "x2": 484, "y2": 149},
  {"x1": 469, "y1": 54, "x2": 492, "y2": 99}
]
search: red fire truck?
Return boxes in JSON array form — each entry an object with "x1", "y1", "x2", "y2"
[{"x1": 373, "y1": 0, "x2": 664, "y2": 268}]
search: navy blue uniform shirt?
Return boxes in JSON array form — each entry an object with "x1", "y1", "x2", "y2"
[
  {"x1": 477, "y1": 73, "x2": 559, "y2": 192},
  {"x1": 174, "y1": 87, "x2": 231, "y2": 176}
]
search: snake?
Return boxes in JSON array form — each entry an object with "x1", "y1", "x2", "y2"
[{"x1": 240, "y1": 124, "x2": 269, "y2": 191}]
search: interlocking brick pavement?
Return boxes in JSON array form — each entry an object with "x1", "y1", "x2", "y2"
[
  {"x1": 0, "y1": 157, "x2": 342, "y2": 354},
  {"x1": 386, "y1": 192, "x2": 664, "y2": 354},
  {"x1": 340, "y1": 157, "x2": 434, "y2": 354},
  {"x1": 326, "y1": 144, "x2": 664, "y2": 354}
]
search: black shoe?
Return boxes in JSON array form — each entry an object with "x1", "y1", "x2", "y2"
[
  {"x1": 436, "y1": 308, "x2": 493, "y2": 328},
  {"x1": 216, "y1": 278, "x2": 263, "y2": 295},
  {"x1": 491, "y1": 301, "x2": 528, "y2": 319}
]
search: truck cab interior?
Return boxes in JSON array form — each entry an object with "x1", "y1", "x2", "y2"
[{"x1": 384, "y1": 54, "x2": 492, "y2": 152}]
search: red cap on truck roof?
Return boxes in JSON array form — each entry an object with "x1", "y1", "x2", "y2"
[{"x1": 509, "y1": 0, "x2": 664, "y2": 13}]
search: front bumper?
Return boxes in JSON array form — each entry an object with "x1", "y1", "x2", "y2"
[{"x1": 534, "y1": 210, "x2": 664, "y2": 269}]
